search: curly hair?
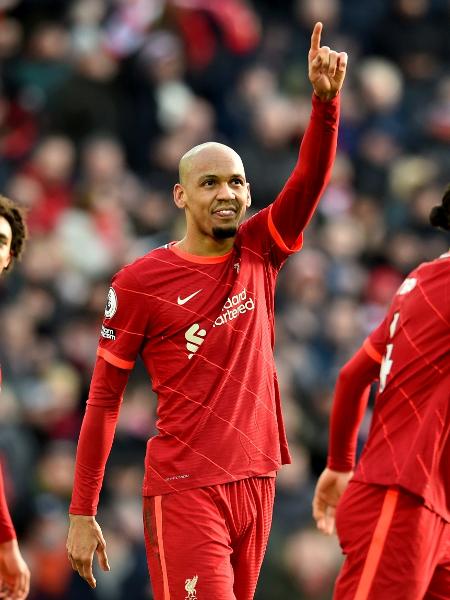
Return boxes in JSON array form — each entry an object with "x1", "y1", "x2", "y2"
[
  {"x1": 0, "y1": 195, "x2": 28, "y2": 270},
  {"x1": 429, "y1": 185, "x2": 450, "y2": 232}
]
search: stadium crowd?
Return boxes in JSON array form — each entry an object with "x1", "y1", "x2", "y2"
[{"x1": 0, "y1": 0, "x2": 449, "y2": 598}]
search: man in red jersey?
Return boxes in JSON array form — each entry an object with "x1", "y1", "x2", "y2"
[
  {"x1": 67, "y1": 22, "x2": 347, "y2": 599},
  {"x1": 313, "y1": 186, "x2": 450, "y2": 599},
  {"x1": 0, "y1": 196, "x2": 30, "y2": 600}
]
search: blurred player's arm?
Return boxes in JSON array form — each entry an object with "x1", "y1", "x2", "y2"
[
  {"x1": 0, "y1": 469, "x2": 16, "y2": 545},
  {"x1": 269, "y1": 22, "x2": 347, "y2": 251},
  {"x1": 312, "y1": 345, "x2": 381, "y2": 535},
  {"x1": 67, "y1": 356, "x2": 130, "y2": 589},
  {"x1": 0, "y1": 469, "x2": 30, "y2": 599}
]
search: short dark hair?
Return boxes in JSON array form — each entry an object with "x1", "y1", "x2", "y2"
[
  {"x1": 0, "y1": 195, "x2": 28, "y2": 270},
  {"x1": 429, "y1": 185, "x2": 450, "y2": 232}
]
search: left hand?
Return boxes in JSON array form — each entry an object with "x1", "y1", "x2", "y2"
[
  {"x1": 308, "y1": 22, "x2": 348, "y2": 101},
  {"x1": 312, "y1": 467, "x2": 353, "y2": 535},
  {"x1": 0, "y1": 539, "x2": 30, "y2": 599},
  {"x1": 66, "y1": 514, "x2": 110, "y2": 589}
]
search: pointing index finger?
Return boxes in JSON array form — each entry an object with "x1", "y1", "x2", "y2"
[{"x1": 310, "y1": 21, "x2": 323, "y2": 53}]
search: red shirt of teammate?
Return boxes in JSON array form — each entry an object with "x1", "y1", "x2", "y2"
[
  {"x1": 313, "y1": 192, "x2": 450, "y2": 599},
  {"x1": 356, "y1": 253, "x2": 450, "y2": 518}
]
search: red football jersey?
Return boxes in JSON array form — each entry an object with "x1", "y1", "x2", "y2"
[
  {"x1": 95, "y1": 95, "x2": 339, "y2": 496},
  {"x1": 99, "y1": 208, "x2": 296, "y2": 496},
  {"x1": 356, "y1": 252, "x2": 450, "y2": 520}
]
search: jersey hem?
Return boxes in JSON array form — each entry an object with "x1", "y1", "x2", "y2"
[
  {"x1": 142, "y1": 465, "x2": 280, "y2": 497},
  {"x1": 352, "y1": 475, "x2": 450, "y2": 524}
]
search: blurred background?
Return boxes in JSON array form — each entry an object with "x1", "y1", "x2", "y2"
[{"x1": 0, "y1": 0, "x2": 449, "y2": 598}]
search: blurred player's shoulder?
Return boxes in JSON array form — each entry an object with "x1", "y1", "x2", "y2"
[
  {"x1": 394, "y1": 252, "x2": 449, "y2": 300},
  {"x1": 407, "y1": 251, "x2": 450, "y2": 277},
  {"x1": 416, "y1": 251, "x2": 450, "y2": 277},
  {"x1": 436, "y1": 250, "x2": 450, "y2": 262}
]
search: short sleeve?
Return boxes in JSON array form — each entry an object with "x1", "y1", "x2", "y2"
[
  {"x1": 97, "y1": 268, "x2": 149, "y2": 370},
  {"x1": 363, "y1": 316, "x2": 388, "y2": 364}
]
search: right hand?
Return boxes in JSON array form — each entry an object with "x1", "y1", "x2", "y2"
[
  {"x1": 66, "y1": 515, "x2": 110, "y2": 589},
  {"x1": 0, "y1": 538, "x2": 30, "y2": 599},
  {"x1": 308, "y1": 22, "x2": 348, "y2": 101},
  {"x1": 312, "y1": 467, "x2": 353, "y2": 535}
]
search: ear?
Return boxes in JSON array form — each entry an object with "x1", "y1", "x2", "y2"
[
  {"x1": 246, "y1": 183, "x2": 252, "y2": 208},
  {"x1": 173, "y1": 183, "x2": 186, "y2": 209},
  {"x1": 5, "y1": 253, "x2": 11, "y2": 270}
]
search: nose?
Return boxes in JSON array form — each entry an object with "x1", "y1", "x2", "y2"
[{"x1": 217, "y1": 182, "x2": 235, "y2": 200}]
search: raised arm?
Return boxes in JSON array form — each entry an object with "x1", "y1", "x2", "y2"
[
  {"x1": 67, "y1": 357, "x2": 129, "y2": 589},
  {"x1": 269, "y1": 22, "x2": 347, "y2": 252}
]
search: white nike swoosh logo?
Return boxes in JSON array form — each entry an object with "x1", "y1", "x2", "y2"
[{"x1": 177, "y1": 289, "x2": 202, "y2": 305}]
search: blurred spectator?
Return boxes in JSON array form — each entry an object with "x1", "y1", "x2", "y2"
[
  {"x1": 56, "y1": 135, "x2": 136, "y2": 277},
  {"x1": 7, "y1": 135, "x2": 75, "y2": 233},
  {"x1": 48, "y1": 42, "x2": 121, "y2": 148},
  {"x1": 4, "y1": 21, "x2": 71, "y2": 113},
  {"x1": 372, "y1": 0, "x2": 447, "y2": 81}
]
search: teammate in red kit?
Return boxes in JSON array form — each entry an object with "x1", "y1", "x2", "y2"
[
  {"x1": 0, "y1": 196, "x2": 30, "y2": 600},
  {"x1": 313, "y1": 186, "x2": 450, "y2": 599},
  {"x1": 67, "y1": 22, "x2": 347, "y2": 599}
]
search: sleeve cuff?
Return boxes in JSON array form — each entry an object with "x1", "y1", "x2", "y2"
[
  {"x1": 69, "y1": 507, "x2": 97, "y2": 517},
  {"x1": 327, "y1": 457, "x2": 354, "y2": 472},
  {"x1": 0, "y1": 530, "x2": 16, "y2": 544},
  {"x1": 312, "y1": 91, "x2": 340, "y2": 107}
]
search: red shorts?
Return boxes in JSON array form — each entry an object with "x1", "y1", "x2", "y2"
[
  {"x1": 143, "y1": 476, "x2": 275, "y2": 600},
  {"x1": 334, "y1": 481, "x2": 450, "y2": 600}
]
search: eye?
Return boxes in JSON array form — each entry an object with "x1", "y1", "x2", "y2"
[
  {"x1": 202, "y1": 179, "x2": 215, "y2": 187},
  {"x1": 231, "y1": 177, "x2": 244, "y2": 186}
]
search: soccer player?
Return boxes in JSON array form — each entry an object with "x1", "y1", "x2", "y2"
[
  {"x1": 0, "y1": 195, "x2": 30, "y2": 600},
  {"x1": 312, "y1": 186, "x2": 450, "y2": 599},
  {"x1": 67, "y1": 22, "x2": 347, "y2": 599}
]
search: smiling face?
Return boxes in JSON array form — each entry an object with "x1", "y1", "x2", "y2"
[
  {"x1": 174, "y1": 143, "x2": 251, "y2": 251},
  {"x1": 0, "y1": 216, "x2": 12, "y2": 275}
]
